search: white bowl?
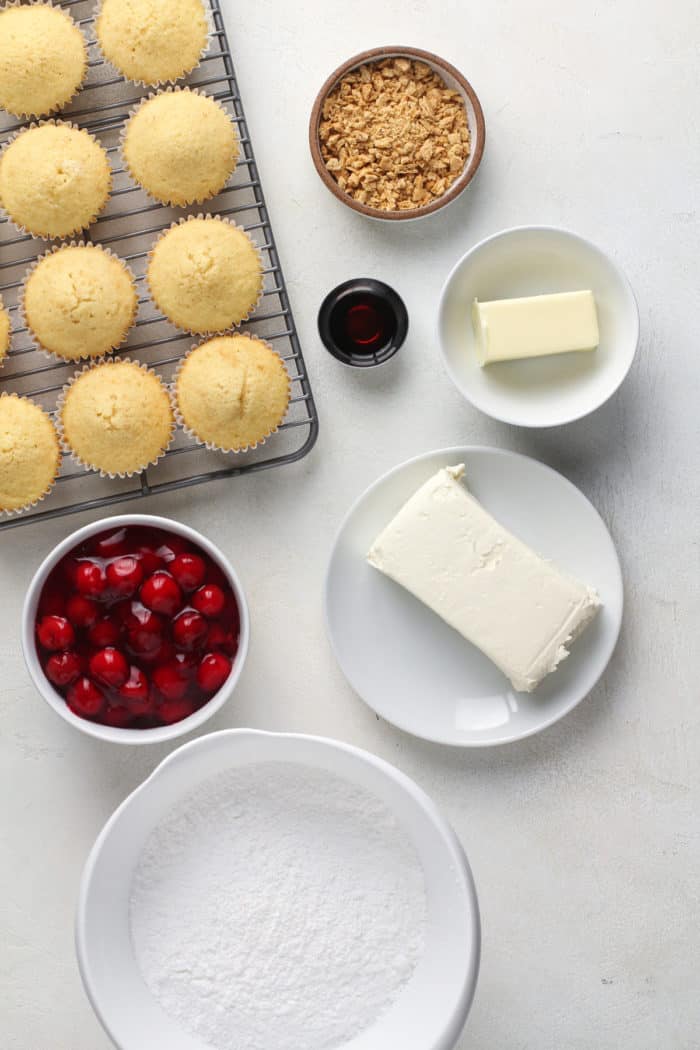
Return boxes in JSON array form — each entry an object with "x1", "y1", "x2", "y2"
[
  {"x1": 77, "y1": 728, "x2": 480, "y2": 1050},
  {"x1": 21, "y1": 514, "x2": 250, "y2": 745},
  {"x1": 437, "y1": 225, "x2": 639, "y2": 427}
]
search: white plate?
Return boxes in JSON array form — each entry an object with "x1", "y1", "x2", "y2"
[
  {"x1": 325, "y1": 447, "x2": 623, "y2": 746},
  {"x1": 77, "y1": 729, "x2": 480, "y2": 1050},
  {"x1": 437, "y1": 226, "x2": 639, "y2": 427}
]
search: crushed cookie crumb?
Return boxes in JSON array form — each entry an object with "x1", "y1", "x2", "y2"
[{"x1": 319, "y1": 58, "x2": 470, "y2": 211}]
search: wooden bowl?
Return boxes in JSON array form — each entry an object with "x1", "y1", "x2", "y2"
[{"x1": 309, "y1": 45, "x2": 486, "y2": 221}]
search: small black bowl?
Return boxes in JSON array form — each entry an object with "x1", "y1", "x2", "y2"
[{"x1": 318, "y1": 278, "x2": 408, "y2": 367}]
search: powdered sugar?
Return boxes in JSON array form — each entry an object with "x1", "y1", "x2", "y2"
[{"x1": 129, "y1": 762, "x2": 427, "y2": 1050}]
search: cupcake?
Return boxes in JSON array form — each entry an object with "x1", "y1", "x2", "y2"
[
  {"x1": 122, "y1": 89, "x2": 238, "y2": 206},
  {"x1": 96, "y1": 0, "x2": 208, "y2": 86},
  {"x1": 0, "y1": 122, "x2": 111, "y2": 239},
  {"x1": 174, "y1": 334, "x2": 290, "y2": 452},
  {"x1": 0, "y1": 3, "x2": 87, "y2": 118},
  {"x1": 0, "y1": 297, "x2": 10, "y2": 362},
  {"x1": 23, "y1": 244, "x2": 137, "y2": 362},
  {"x1": 148, "y1": 216, "x2": 262, "y2": 334},
  {"x1": 0, "y1": 393, "x2": 60, "y2": 513},
  {"x1": 59, "y1": 360, "x2": 174, "y2": 476}
]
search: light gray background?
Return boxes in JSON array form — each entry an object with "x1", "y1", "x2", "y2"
[{"x1": 2, "y1": 0, "x2": 699, "y2": 1047}]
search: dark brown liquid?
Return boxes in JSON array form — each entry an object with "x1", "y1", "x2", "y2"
[{"x1": 329, "y1": 293, "x2": 398, "y2": 356}]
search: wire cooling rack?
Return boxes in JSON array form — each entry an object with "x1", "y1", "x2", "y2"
[{"x1": 0, "y1": 0, "x2": 318, "y2": 531}]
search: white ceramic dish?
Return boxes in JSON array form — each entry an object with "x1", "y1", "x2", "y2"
[
  {"x1": 437, "y1": 226, "x2": 639, "y2": 427},
  {"x1": 77, "y1": 728, "x2": 480, "y2": 1050},
  {"x1": 325, "y1": 446, "x2": 623, "y2": 746},
  {"x1": 21, "y1": 514, "x2": 250, "y2": 745}
]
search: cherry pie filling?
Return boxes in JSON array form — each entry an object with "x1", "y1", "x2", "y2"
[{"x1": 35, "y1": 525, "x2": 240, "y2": 729}]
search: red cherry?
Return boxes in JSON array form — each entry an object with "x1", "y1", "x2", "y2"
[
  {"x1": 127, "y1": 629, "x2": 163, "y2": 656},
  {"x1": 196, "y1": 652, "x2": 232, "y2": 693},
  {"x1": 128, "y1": 697, "x2": 155, "y2": 719},
  {"x1": 140, "y1": 572, "x2": 183, "y2": 617},
  {"x1": 136, "y1": 547, "x2": 164, "y2": 576},
  {"x1": 118, "y1": 666, "x2": 152, "y2": 714},
  {"x1": 124, "y1": 604, "x2": 164, "y2": 654},
  {"x1": 192, "y1": 583, "x2": 225, "y2": 618},
  {"x1": 169, "y1": 552, "x2": 206, "y2": 592},
  {"x1": 206, "y1": 623, "x2": 227, "y2": 648},
  {"x1": 66, "y1": 593, "x2": 100, "y2": 629},
  {"x1": 153, "y1": 663, "x2": 188, "y2": 701},
  {"x1": 157, "y1": 696, "x2": 195, "y2": 725},
  {"x1": 88, "y1": 617, "x2": 121, "y2": 648},
  {"x1": 138, "y1": 639, "x2": 174, "y2": 666},
  {"x1": 173, "y1": 650, "x2": 198, "y2": 679},
  {"x1": 156, "y1": 535, "x2": 189, "y2": 563},
  {"x1": 206, "y1": 623, "x2": 239, "y2": 656},
  {"x1": 103, "y1": 704, "x2": 132, "y2": 728},
  {"x1": 172, "y1": 610, "x2": 208, "y2": 650},
  {"x1": 66, "y1": 677, "x2": 105, "y2": 719},
  {"x1": 75, "y1": 560, "x2": 108, "y2": 599},
  {"x1": 106, "y1": 556, "x2": 143, "y2": 597},
  {"x1": 89, "y1": 647, "x2": 129, "y2": 688},
  {"x1": 92, "y1": 528, "x2": 129, "y2": 559},
  {"x1": 44, "y1": 650, "x2": 82, "y2": 688},
  {"x1": 37, "y1": 615, "x2": 75, "y2": 652}
]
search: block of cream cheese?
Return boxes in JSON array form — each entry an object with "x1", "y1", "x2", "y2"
[
  {"x1": 472, "y1": 290, "x2": 599, "y2": 366},
  {"x1": 367, "y1": 465, "x2": 601, "y2": 692}
]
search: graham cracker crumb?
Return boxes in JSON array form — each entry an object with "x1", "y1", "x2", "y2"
[{"x1": 319, "y1": 58, "x2": 470, "y2": 211}]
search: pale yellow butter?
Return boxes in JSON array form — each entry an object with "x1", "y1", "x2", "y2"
[{"x1": 472, "y1": 290, "x2": 599, "y2": 366}]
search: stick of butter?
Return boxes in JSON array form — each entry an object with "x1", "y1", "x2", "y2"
[
  {"x1": 367, "y1": 465, "x2": 601, "y2": 692},
  {"x1": 472, "y1": 290, "x2": 599, "y2": 366}
]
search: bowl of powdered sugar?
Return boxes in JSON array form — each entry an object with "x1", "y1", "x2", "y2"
[{"x1": 76, "y1": 729, "x2": 480, "y2": 1050}]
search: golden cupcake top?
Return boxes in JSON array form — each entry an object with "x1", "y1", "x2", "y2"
[
  {"x1": 148, "y1": 217, "x2": 262, "y2": 334},
  {"x1": 96, "y1": 0, "x2": 208, "y2": 86},
  {"x1": 59, "y1": 360, "x2": 173, "y2": 476},
  {"x1": 0, "y1": 122, "x2": 111, "y2": 239},
  {"x1": 175, "y1": 334, "x2": 290, "y2": 452},
  {"x1": 0, "y1": 298, "x2": 10, "y2": 361},
  {"x1": 0, "y1": 393, "x2": 60, "y2": 512},
  {"x1": 122, "y1": 89, "x2": 238, "y2": 206},
  {"x1": 0, "y1": 3, "x2": 87, "y2": 118},
  {"x1": 23, "y1": 244, "x2": 137, "y2": 361}
]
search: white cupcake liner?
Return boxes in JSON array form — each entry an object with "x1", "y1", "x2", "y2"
[
  {"x1": 18, "y1": 241, "x2": 138, "y2": 365},
  {"x1": 145, "y1": 213, "x2": 264, "y2": 336},
  {"x1": 119, "y1": 86, "x2": 239, "y2": 207},
  {"x1": 0, "y1": 392, "x2": 61, "y2": 516},
  {"x1": 93, "y1": 0, "x2": 213, "y2": 89},
  {"x1": 171, "y1": 335, "x2": 292, "y2": 454},
  {"x1": 0, "y1": 293, "x2": 11, "y2": 360},
  {"x1": 0, "y1": 0, "x2": 88, "y2": 120},
  {"x1": 0, "y1": 119, "x2": 112, "y2": 240},
  {"x1": 55, "y1": 357, "x2": 175, "y2": 479}
]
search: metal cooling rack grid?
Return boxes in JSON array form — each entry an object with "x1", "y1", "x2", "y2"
[{"x1": 0, "y1": 0, "x2": 318, "y2": 531}]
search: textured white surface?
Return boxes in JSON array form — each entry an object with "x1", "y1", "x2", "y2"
[
  {"x1": 130, "y1": 763, "x2": 426, "y2": 1050},
  {"x1": 1, "y1": 0, "x2": 699, "y2": 1048}
]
